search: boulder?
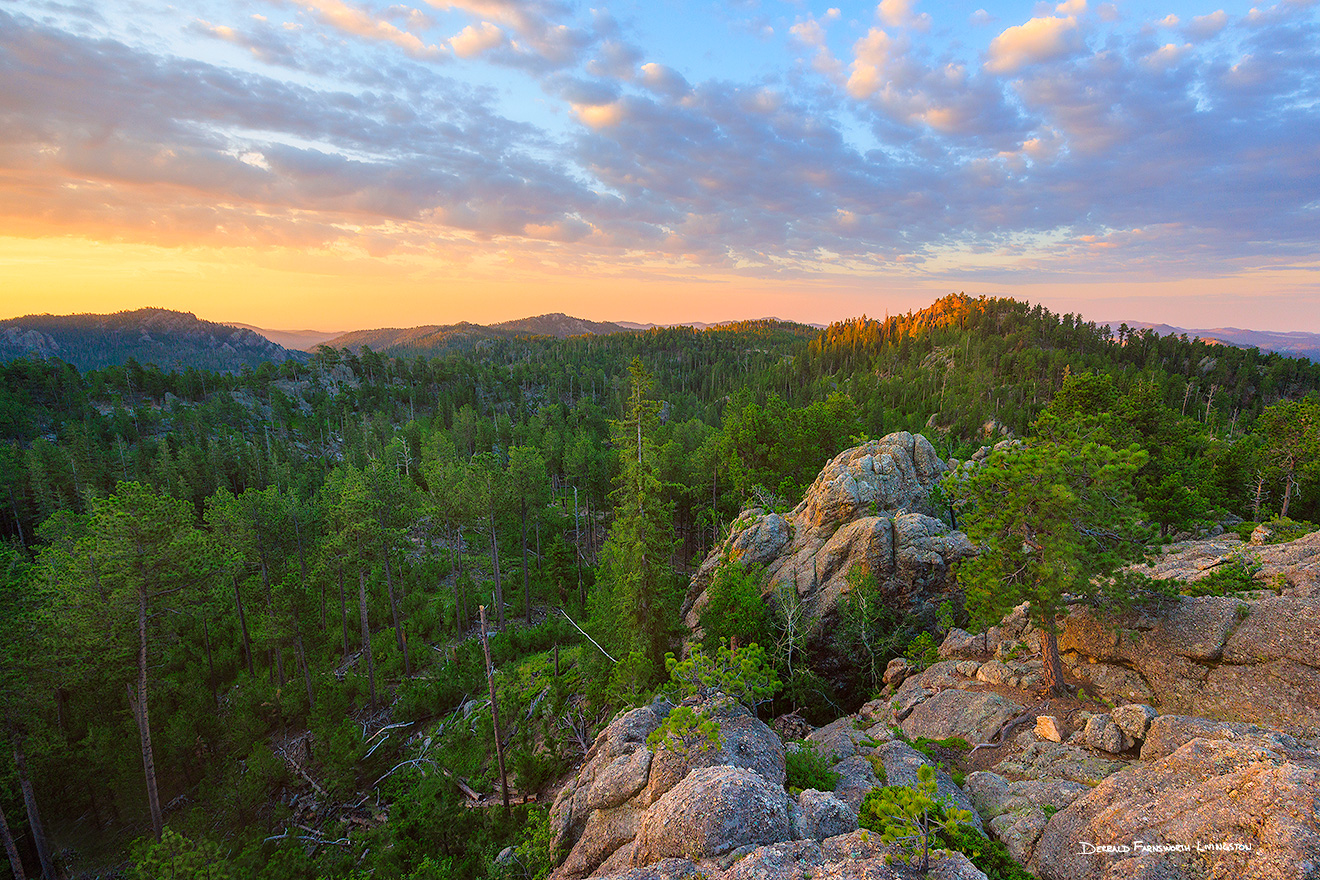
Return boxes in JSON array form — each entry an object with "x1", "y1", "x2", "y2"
[
  {"x1": 631, "y1": 766, "x2": 791, "y2": 864},
  {"x1": 1058, "y1": 567, "x2": 1320, "y2": 736},
  {"x1": 805, "y1": 716, "x2": 874, "y2": 764},
  {"x1": 1035, "y1": 716, "x2": 1064, "y2": 743},
  {"x1": 716, "y1": 833, "x2": 989, "y2": 880},
  {"x1": 1139, "y1": 714, "x2": 1271, "y2": 762},
  {"x1": 556, "y1": 807, "x2": 642, "y2": 880},
  {"x1": 994, "y1": 741, "x2": 1128, "y2": 787},
  {"x1": 642, "y1": 698, "x2": 785, "y2": 804},
  {"x1": 1082, "y1": 714, "x2": 1134, "y2": 754},
  {"x1": 794, "y1": 789, "x2": 858, "y2": 840},
  {"x1": 1110, "y1": 704, "x2": 1157, "y2": 743},
  {"x1": 901, "y1": 689, "x2": 1026, "y2": 744},
  {"x1": 591, "y1": 858, "x2": 706, "y2": 880},
  {"x1": 965, "y1": 770, "x2": 1088, "y2": 863},
  {"x1": 940, "y1": 628, "x2": 993, "y2": 660},
  {"x1": 1033, "y1": 736, "x2": 1320, "y2": 880},
  {"x1": 681, "y1": 434, "x2": 975, "y2": 680},
  {"x1": 964, "y1": 771, "x2": 1089, "y2": 820},
  {"x1": 830, "y1": 754, "x2": 881, "y2": 813},
  {"x1": 884, "y1": 657, "x2": 912, "y2": 686},
  {"x1": 1140, "y1": 530, "x2": 1320, "y2": 598},
  {"x1": 976, "y1": 660, "x2": 1014, "y2": 685},
  {"x1": 551, "y1": 706, "x2": 663, "y2": 858}
]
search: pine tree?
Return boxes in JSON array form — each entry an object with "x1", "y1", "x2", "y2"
[
  {"x1": 943, "y1": 439, "x2": 1149, "y2": 695},
  {"x1": 592, "y1": 359, "x2": 681, "y2": 677}
]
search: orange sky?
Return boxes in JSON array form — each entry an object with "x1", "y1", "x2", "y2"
[{"x1": 6, "y1": 233, "x2": 1317, "y2": 333}]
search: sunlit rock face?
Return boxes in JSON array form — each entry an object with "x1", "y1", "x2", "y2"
[{"x1": 681, "y1": 432, "x2": 973, "y2": 682}]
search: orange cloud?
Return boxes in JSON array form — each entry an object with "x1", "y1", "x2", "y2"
[
  {"x1": 985, "y1": 14, "x2": 1081, "y2": 73},
  {"x1": 448, "y1": 21, "x2": 504, "y2": 57},
  {"x1": 294, "y1": 0, "x2": 440, "y2": 57}
]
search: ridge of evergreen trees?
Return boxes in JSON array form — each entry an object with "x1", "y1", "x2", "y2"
[{"x1": 0, "y1": 295, "x2": 1315, "y2": 879}]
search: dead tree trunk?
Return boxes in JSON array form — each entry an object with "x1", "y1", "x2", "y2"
[
  {"x1": 359, "y1": 569, "x2": 377, "y2": 710},
  {"x1": 479, "y1": 605, "x2": 510, "y2": 817},
  {"x1": 131, "y1": 585, "x2": 163, "y2": 842},
  {"x1": 232, "y1": 570, "x2": 254, "y2": 677},
  {"x1": 489, "y1": 508, "x2": 504, "y2": 630},
  {"x1": 0, "y1": 798, "x2": 25, "y2": 880},
  {"x1": 521, "y1": 497, "x2": 531, "y2": 626},
  {"x1": 13, "y1": 740, "x2": 54, "y2": 880},
  {"x1": 379, "y1": 532, "x2": 410, "y2": 676}
]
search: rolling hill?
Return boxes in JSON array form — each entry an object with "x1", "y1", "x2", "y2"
[
  {"x1": 0, "y1": 308, "x2": 303, "y2": 372},
  {"x1": 1104, "y1": 321, "x2": 1320, "y2": 362}
]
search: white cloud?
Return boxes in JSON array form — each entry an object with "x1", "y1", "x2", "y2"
[
  {"x1": 1185, "y1": 10, "x2": 1229, "y2": 39},
  {"x1": 790, "y1": 15, "x2": 844, "y2": 78},
  {"x1": 846, "y1": 27, "x2": 898, "y2": 98},
  {"x1": 448, "y1": 21, "x2": 504, "y2": 57},
  {"x1": 878, "y1": 0, "x2": 931, "y2": 31},
  {"x1": 984, "y1": 14, "x2": 1082, "y2": 73},
  {"x1": 1143, "y1": 42, "x2": 1192, "y2": 68},
  {"x1": 639, "y1": 62, "x2": 689, "y2": 97}
]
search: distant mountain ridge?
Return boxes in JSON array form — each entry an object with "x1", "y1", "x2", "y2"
[
  {"x1": 225, "y1": 323, "x2": 345, "y2": 352},
  {"x1": 319, "y1": 312, "x2": 633, "y2": 355},
  {"x1": 1103, "y1": 321, "x2": 1320, "y2": 362},
  {"x1": 318, "y1": 313, "x2": 826, "y2": 356},
  {"x1": 0, "y1": 308, "x2": 303, "y2": 372}
]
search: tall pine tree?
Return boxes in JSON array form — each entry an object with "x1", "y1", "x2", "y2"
[{"x1": 592, "y1": 359, "x2": 681, "y2": 678}]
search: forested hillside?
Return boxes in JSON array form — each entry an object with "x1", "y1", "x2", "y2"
[
  {"x1": 0, "y1": 309, "x2": 301, "y2": 373},
  {"x1": 1, "y1": 295, "x2": 1317, "y2": 880}
]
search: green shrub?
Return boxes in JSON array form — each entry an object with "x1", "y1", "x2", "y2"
[
  {"x1": 904, "y1": 631, "x2": 940, "y2": 670},
  {"x1": 663, "y1": 642, "x2": 781, "y2": 713},
  {"x1": 942, "y1": 824, "x2": 1035, "y2": 880},
  {"x1": 1260, "y1": 517, "x2": 1318, "y2": 544},
  {"x1": 858, "y1": 768, "x2": 1034, "y2": 880},
  {"x1": 646, "y1": 705, "x2": 723, "y2": 758},
  {"x1": 785, "y1": 740, "x2": 840, "y2": 792},
  {"x1": 131, "y1": 827, "x2": 235, "y2": 880},
  {"x1": 858, "y1": 765, "x2": 974, "y2": 874},
  {"x1": 1179, "y1": 552, "x2": 1260, "y2": 596}
]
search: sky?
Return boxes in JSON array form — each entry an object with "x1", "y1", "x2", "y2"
[{"x1": 1, "y1": 0, "x2": 1317, "y2": 332}]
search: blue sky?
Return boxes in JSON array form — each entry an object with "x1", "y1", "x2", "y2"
[{"x1": 1, "y1": 0, "x2": 1317, "y2": 330}]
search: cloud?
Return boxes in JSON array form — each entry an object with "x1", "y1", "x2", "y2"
[
  {"x1": 571, "y1": 101, "x2": 626, "y2": 129},
  {"x1": 425, "y1": 0, "x2": 593, "y2": 69},
  {"x1": 846, "y1": 28, "x2": 899, "y2": 98},
  {"x1": 1143, "y1": 42, "x2": 1192, "y2": 68},
  {"x1": 448, "y1": 21, "x2": 505, "y2": 58},
  {"x1": 187, "y1": 17, "x2": 303, "y2": 66},
  {"x1": 790, "y1": 13, "x2": 844, "y2": 78},
  {"x1": 878, "y1": 0, "x2": 931, "y2": 31},
  {"x1": 2, "y1": 0, "x2": 1319, "y2": 291},
  {"x1": 1185, "y1": 10, "x2": 1229, "y2": 39},
  {"x1": 293, "y1": 0, "x2": 442, "y2": 58},
  {"x1": 0, "y1": 10, "x2": 598, "y2": 248},
  {"x1": 970, "y1": 9, "x2": 996, "y2": 27},
  {"x1": 639, "y1": 63, "x2": 689, "y2": 98},
  {"x1": 985, "y1": 14, "x2": 1084, "y2": 73}
]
